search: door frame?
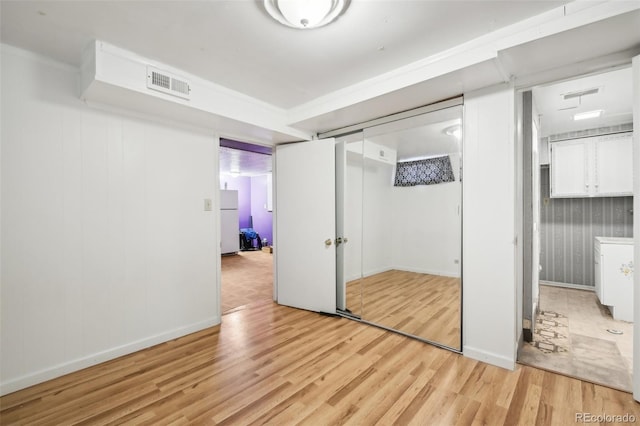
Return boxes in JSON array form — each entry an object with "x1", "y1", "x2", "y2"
[
  {"x1": 632, "y1": 54, "x2": 639, "y2": 401},
  {"x1": 516, "y1": 62, "x2": 639, "y2": 398}
]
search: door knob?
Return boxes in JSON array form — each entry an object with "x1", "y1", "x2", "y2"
[
  {"x1": 343, "y1": 237, "x2": 348, "y2": 244},
  {"x1": 325, "y1": 239, "x2": 332, "y2": 246}
]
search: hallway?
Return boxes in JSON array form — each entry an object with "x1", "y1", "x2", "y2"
[{"x1": 221, "y1": 250, "x2": 274, "y2": 313}]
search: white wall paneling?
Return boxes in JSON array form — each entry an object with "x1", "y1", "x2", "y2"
[
  {"x1": 463, "y1": 83, "x2": 517, "y2": 370},
  {"x1": 0, "y1": 46, "x2": 220, "y2": 395},
  {"x1": 361, "y1": 158, "x2": 394, "y2": 278}
]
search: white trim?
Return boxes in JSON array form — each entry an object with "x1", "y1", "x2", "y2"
[
  {"x1": 347, "y1": 266, "x2": 460, "y2": 283},
  {"x1": 631, "y1": 53, "x2": 640, "y2": 402},
  {"x1": 463, "y1": 346, "x2": 516, "y2": 371},
  {"x1": 539, "y1": 280, "x2": 596, "y2": 292},
  {"x1": 0, "y1": 317, "x2": 220, "y2": 396},
  {"x1": 287, "y1": 1, "x2": 640, "y2": 125},
  {"x1": 392, "y1": 266, "x2": 461, "y2": 279}
]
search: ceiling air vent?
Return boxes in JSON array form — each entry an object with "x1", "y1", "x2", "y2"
[{"x1": 146, "y1": 66, "x2": 191, "y2": 100}]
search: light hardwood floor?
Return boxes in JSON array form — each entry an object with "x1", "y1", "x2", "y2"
[
  {"x1": 347, "y1": 270, "x2": 461, "y2": 349},
  {"x1": 2, "y1": 300, "x2": 639, "y2": 425},
  {"x1": 221, "y1": 250, "x2": 273, "y2": 313}
]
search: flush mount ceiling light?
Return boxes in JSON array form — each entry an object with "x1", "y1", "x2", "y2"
[
  {"x1": 573, "y1": 109, "x2": 603, "y2": 121},
  {"x1": 264, "y1": 0, "x2": 349, "y2": 29}
]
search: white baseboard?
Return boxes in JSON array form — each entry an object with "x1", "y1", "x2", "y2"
[
  {"x1": 540, "y1": 280, "x2": 595, "y2": 292},
  {"x1": 394, "y1": 265, "x2": 461, "y2": 278},
  {"x1": 463, "y1": 346, "x2": 515, "y2": 371},
  {"x1": 362, "y1": 266, "x2": 394, "y2": 278},
  {"x1": 0, "y1": 316, "x2": 220, "y2": 396},
  {"x1": 357, "y1": 266, "x2": 460, "y2": 280}
]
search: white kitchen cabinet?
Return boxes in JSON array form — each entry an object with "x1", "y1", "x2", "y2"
[
  {"x1": 550, "y1": 139, "x2": 589, "y2": 197},
  {"x1": 595, "y1": 134, "x2": 633, "y2": 195},
  {"x1": 550, "y1": 132, "x2": 632, "y2": 198},
  {"x1": 594, "y1": 237, "x2": 634, "y2": 322}
]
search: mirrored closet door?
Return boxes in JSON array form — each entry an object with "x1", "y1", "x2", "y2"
[
  {"x1": 336, "y1": 132, "x2": 364, "y2": 318},
  {"x1": 338, "y1": 105, "x2": 463, "y2": 351}
]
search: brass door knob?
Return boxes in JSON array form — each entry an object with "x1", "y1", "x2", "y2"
[{"x1": 325, "y1": 239, "x2": 332, "y2": 246}]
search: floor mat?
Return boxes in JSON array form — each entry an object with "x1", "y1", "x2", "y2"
[{"x1": 530, "y1": 310, "x2": 569, "y2": 354}]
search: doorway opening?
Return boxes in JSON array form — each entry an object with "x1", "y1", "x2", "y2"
[
  {"x1": 518, "y1": 67, "x2": 634, "y2": 392},
  {"x1": 219, "y1": 138, "x2": 274, "y2": 314}
]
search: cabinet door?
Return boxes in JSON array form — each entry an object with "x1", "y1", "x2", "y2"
[
  {"x1": 550, "y1": 140, "x2": 589, "y2": 197},
  {"x1": 594, "y1": 134, "x2": 633, "y2": 196}
]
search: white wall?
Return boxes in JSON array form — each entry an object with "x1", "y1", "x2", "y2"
[
  {"x1": 463, "y1": 83, "x2": 517, "y2": 370},
  {"x1": 345, "y1": 151, "x2": 363, "y2": 281},
  {"x1": 391, "y1": 154, "x2": 461, "y2": 277},
  {"x1": 0, "y1": 46, "x2": 220, "y2": 395},
  {"x1": 361, "y1": 159, "x2": 394, "y2": 277}
]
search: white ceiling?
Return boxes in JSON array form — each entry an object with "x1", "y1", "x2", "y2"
[
  {"x1": 0, "y1": 0, "x2": 569, "y2": 109},
  {"x1": 219, "y1": 146, "x2": 272, "y2": 176},
  {"x1": 533, "y1": 67, "x2": 633, "y2": 137},
  {"x1": 2, "y1": 1, "x2": 639, "y2": 144}
]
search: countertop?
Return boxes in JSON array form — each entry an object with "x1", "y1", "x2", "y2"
[{"x1": 595, "y1": 236, "x2": 634, "y2": 245}]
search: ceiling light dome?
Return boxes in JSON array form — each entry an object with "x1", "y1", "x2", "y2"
[{"x1": 264, "y1": 0, "x2": 348, "y2": 29}]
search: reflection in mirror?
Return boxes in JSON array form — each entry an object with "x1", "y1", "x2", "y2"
[
  {"x1": 336, "y1": 132, "x2": 363, "y2": 318},
  {"x1": 360, "y1": 106, "x2": 462, "y2": 350}
]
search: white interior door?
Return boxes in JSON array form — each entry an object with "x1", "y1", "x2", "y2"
[
  {"x1": 632, "y1": 54, "x2": 640, "y2": 402},
  {"x1": 275, "y1": 138, "x2": 336, "y2": 313}
]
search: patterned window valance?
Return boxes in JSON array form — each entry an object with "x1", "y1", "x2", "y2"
[{"x1": 394, "y1": 155, "x2": 455, "y2": 187}]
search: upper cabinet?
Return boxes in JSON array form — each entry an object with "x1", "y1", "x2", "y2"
[{"x1": 550, "y1": 133, "x2": 632, "y2": 198}]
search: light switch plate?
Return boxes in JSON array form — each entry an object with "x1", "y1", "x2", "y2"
[{"x1": 204, "y1": 198, "x2": 213, "y2": 211}]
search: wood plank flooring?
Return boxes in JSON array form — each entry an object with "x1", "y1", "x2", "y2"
[
  {"x1": 347, "y1": 270, "x2": 461, "y2": 349},
  {"x1": 2, "y1": 301, "x2": 639, "y2": 425},
  {"x1": 221, "y1": 251, "x2": 273, "y2": 313}
]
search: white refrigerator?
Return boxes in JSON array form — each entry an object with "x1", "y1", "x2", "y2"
[{"x1": 220, "y1": 190, "x2": 239, "y2": 254}]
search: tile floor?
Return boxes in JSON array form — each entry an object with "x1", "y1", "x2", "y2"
[{"x1": 519, "y1": 284, "x2": 633, "y2": 392}]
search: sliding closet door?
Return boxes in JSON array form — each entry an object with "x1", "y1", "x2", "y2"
[
  {"x1": 360, "y1": 106, "x2": 463, "y2": 350},
  {"x1": 275, "y1": 139, "x2": 337, "y2": 313},
  {"x1": 336, "y1": 133, "x2": 364, "y2": 317}
]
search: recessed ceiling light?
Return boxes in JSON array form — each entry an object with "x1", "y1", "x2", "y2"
[
  {"x1": 573, "y1": 110, "x2": 603, "y2": 121},
  {"x1": 264, "y1": 0, "x2": 349, "y2": 29}
]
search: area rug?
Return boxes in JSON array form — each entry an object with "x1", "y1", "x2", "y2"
[{"x1": 529, "y1": 310, "x2": 569, "y2": 354}]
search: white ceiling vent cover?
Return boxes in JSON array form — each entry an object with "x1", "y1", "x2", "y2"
[{"x1": 146, "y1": 66, "x2": 191, "y2": 100}]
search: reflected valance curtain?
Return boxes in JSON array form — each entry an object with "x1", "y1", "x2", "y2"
[{"x1": 394, "y1": 155, "x2": 455, "y2": 187}]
